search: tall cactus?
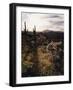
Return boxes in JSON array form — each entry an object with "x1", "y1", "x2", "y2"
[{"x1": 24, "y1": 21, "x2": 26, "y2": 33}]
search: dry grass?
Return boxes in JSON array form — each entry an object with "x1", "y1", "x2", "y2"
[{"x1": 22, "y1": 41, "x2": 64, "y2": 76}]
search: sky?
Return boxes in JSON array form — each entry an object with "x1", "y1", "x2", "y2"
[{"x1": 21, "y1": 12, "x2": 64, "y2": 32}]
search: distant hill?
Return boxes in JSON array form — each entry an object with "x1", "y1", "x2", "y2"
[
  {"x1": 22, "y1": 30, "x2": 64, "y2": 42},
  {"x1": 42, "y1": 30, "x2": 64, "y2": 41}
]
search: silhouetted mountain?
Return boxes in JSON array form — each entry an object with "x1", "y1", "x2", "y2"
[
  {"x1": 22, "y1": 30, "x2": 64, "y2": 45},
  {"x1": 42, "y1": 30, "x2": 64, "y2": 41}
]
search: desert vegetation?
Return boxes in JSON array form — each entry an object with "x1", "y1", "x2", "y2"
[{"x1": 21, "y1": 24, "x2": 64, "y2": 77}]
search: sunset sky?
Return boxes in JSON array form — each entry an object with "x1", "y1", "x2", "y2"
[{"x1": 21, "y1": 12, "x2": 64, "y2": 32}]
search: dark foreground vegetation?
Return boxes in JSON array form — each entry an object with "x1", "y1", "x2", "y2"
[{"x1": 22, "y1": 27, "x2": 64, "y2": 77}]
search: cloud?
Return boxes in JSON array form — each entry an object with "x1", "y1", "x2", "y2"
[{"x1": 22, "y1": 12, "x2": 64, "y2": 32}]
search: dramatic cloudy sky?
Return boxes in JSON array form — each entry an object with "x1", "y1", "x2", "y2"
[{"x1": 21, "y1": 12, "x2": 64, "y2": 32}]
